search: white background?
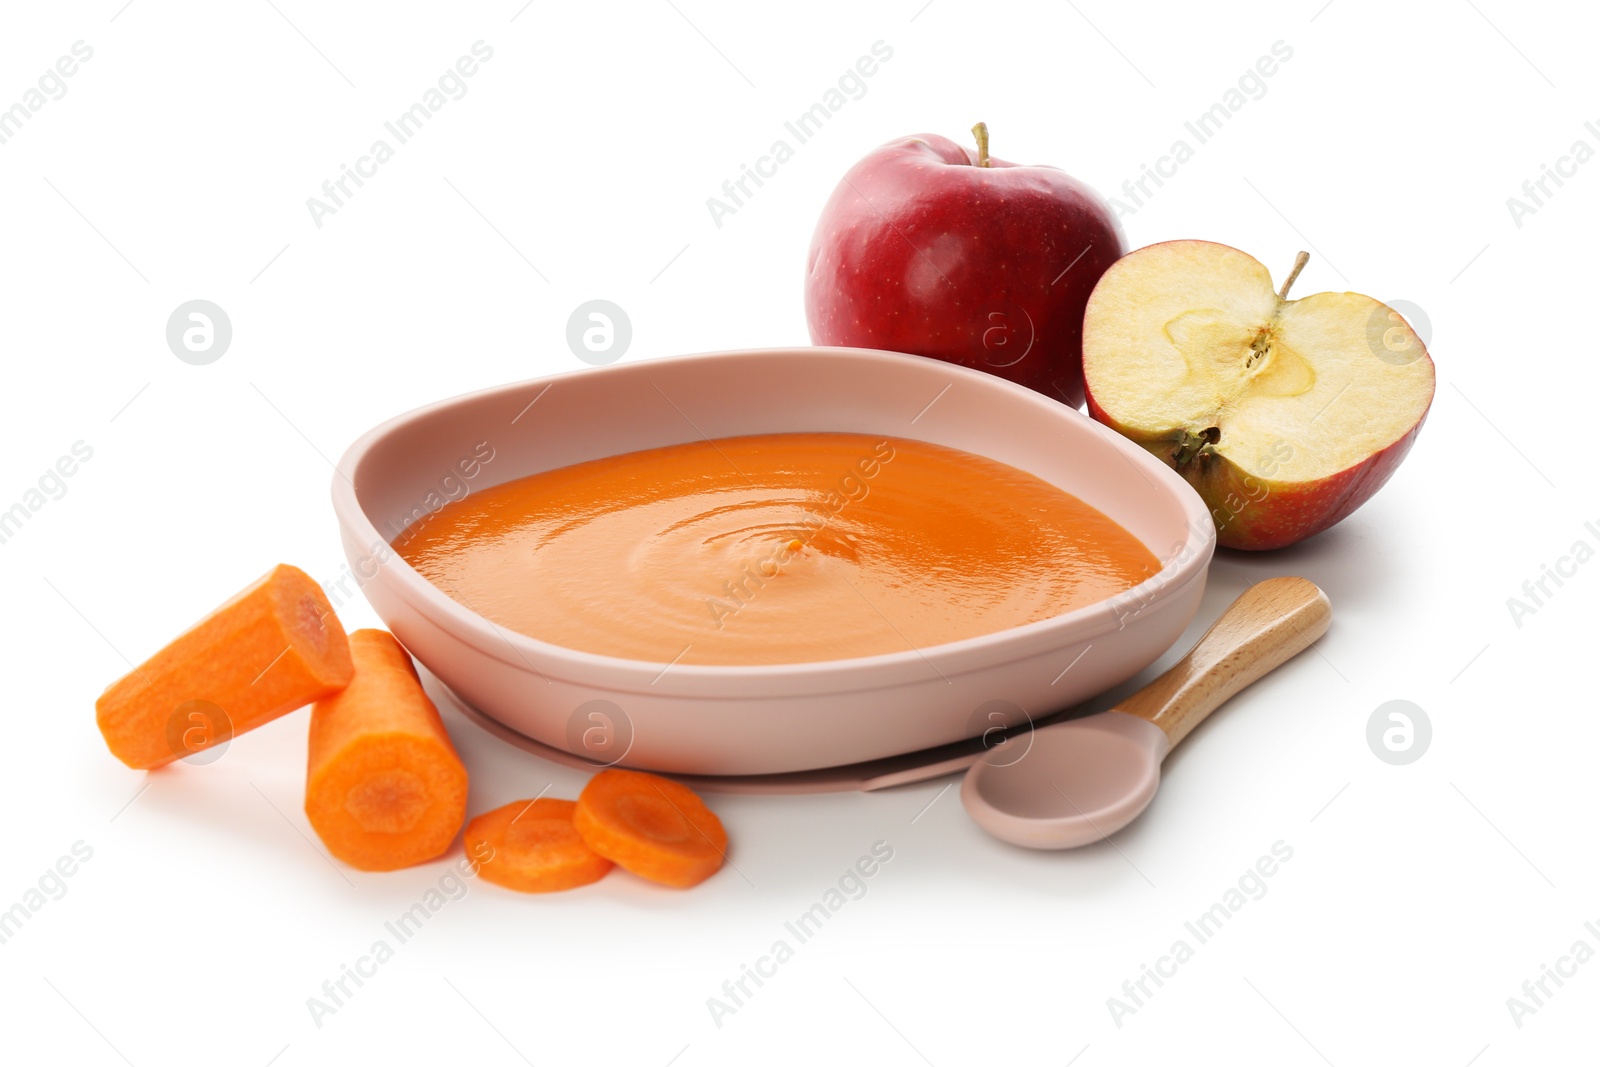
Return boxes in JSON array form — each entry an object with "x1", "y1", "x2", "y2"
[{"x1": 1, "y1": 1, "x2": 1595, "y2": 1063}]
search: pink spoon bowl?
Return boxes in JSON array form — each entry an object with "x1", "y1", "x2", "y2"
[{"x1": 330, "y1": 346, "x2": 1215, "y2": 776}]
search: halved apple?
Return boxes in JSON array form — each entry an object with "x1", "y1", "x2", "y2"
[{"x1": 1082, "y1": 240, "x2": 1434, "y2": 550}]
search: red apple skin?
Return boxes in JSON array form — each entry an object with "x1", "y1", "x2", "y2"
[
  {"x1": 1085, "y1": 390, "x2": 1434, "y2": 551},
  {"x1": 805, "y1": 133, "x2": 1124, "y2": 409}
]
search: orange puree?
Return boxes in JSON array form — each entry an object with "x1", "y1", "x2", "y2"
[{"x1": 394, "y1": 433, "x2": 1158, "y2": 665}]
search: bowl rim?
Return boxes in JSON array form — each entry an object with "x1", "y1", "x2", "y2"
[{"x1": 331, "y1": 346, "x2": 1216, "y2": 694}]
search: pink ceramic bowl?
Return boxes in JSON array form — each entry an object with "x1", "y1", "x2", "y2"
[{"x1": 331, "y1": 347, "x2": 1214, "y2": 775}]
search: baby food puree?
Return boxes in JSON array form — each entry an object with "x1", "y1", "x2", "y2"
[{"x1": 396, "y1": 433, "x2": 1157, "y2": 665}]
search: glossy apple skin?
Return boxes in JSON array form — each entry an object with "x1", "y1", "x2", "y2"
[
  {"x1": 805, "y1": 134, "x2": 1124, "y2": 409},
  {"x1": 1085, "y1": 391, "x2": 1434, "y2": 551}
]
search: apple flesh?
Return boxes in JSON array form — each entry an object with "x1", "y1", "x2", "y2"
[
  {"x1": 805, "y1": 124, "x2": 1124, "y2": 408},
  {"x1": 1082, "y1": 240, "x2": 1435, "y2": 550}
]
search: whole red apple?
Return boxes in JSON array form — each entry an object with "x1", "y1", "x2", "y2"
[{"x1": 805, "y1": 124, "x2": 1124, "y2": 408}]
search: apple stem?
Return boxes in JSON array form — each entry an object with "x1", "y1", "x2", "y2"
[
  {"x1": 971, "y1": 122, "x2": 991, "y2": 167},
  {"x1": 1278, "y1": 251, "x2": 1310, "y2": 300}
]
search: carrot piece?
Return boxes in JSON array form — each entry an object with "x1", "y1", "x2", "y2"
[
  {"x1": 304, "y1": 630, "x2": 469, "y2": 872},
  {"x1": 465, "y1": 799, "x2": 613, "y2": 893},
  {"x1": 95, "y1": 563, "x2": 353, "y2": 770},
  {"x1": 573, "y1": 768, "x2": 728, "y2": 888}
]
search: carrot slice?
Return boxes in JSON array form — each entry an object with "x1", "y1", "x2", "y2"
[
  {"x1": 573, "y1": 769, "x2": 728, "y2": 888},
  {"x1": 95, "y1": 563, "x2": 353, "y2": 770},
  {"x1": 465, "y1": 799, "x2": 613, "y2": 893},
  {"x1": 304, "y1": 629, "x2": 468, "y2": 872}
]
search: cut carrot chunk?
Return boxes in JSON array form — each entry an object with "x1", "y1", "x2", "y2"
[
  {"x1": 95, "y1": 563, "x2": 353, "y2": 770},
  {"x1": 573, "y1": 768, "x2": 728, "y2": 888},
  {"x1": 305, "y1": 629, "x2": 468, "y2": 872},
  {"x1": 465, "y1": 799, "x2": 613, "y2": 893}
]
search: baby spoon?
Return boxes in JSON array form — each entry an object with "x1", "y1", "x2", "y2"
[{"x1": 961, "y1": 576, "x2": 1331, "y2": 849}]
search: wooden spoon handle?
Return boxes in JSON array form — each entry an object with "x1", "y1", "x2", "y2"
[{"x1": 1116, "y1": 576, "x2": 1331, "y2": 750}]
